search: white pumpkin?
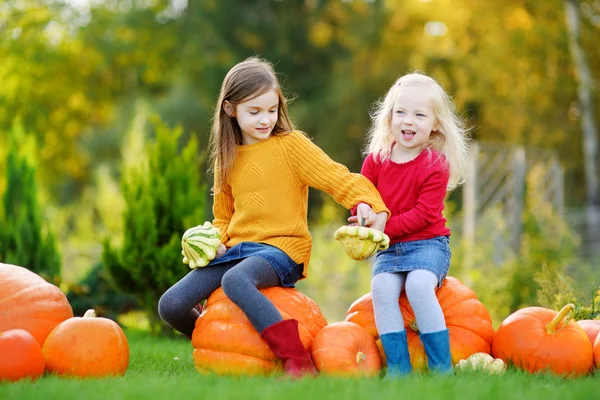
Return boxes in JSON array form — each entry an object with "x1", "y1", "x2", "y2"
[{"x1": 455, "y1": 352, "x2": 507, "y2": 374}]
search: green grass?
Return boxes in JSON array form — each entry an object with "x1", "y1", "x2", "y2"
[{"x1": 1, "y1": 330, "x2": 597, "y2": 400}]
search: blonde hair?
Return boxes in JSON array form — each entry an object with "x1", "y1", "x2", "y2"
[
  {"x1": 209, "y1": 57, "x2": 295, "y2": 192},
  {"x1": 365, "y1": 72, "x2": 470, "y2": 190}
]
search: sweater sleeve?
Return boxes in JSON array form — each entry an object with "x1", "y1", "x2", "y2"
[
  {"x1": 211, "y1": 169, "x2": 234, "y2": 245},
  {"x1": 385, "y1": 165, "x2": 449, "y2": 237},
  {"x1": 351, "y1": 154, "x2": 379, "y2": 216},
  {"x1": 282, "y1": 132, "x2": 390, "y2": 217}
]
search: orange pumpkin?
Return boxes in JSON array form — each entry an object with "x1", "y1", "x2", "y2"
[
  {"x1": 594, "y1": 335, "x2": 600, "y2": 370},
  {"x1": 0, "y1": 329, "x2": 45, "y2": 382},
  {"x1": 0, "y1": 263, "x2": 73, "y2": 346},
  {"x1": 492, "y1": 304, "x2": 593, "y2": 377},
  {"x1": 311, "y1": 322, "x2": 381, "y2": 377},
  {"x1": 192, "y1": 287, "x2": 327, "y2": 376},
  {"x1": 577, "y1": 320, "x2": 600, "y2": 346},
  {"x1": 346, "y1": 276, "x2": 495, "y2": 371},
  {"x1": 43, "y1": 309, "x2": 129, "y2": 377}
]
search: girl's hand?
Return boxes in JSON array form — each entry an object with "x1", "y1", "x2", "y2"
[
  {"x1": 215, "y1": 244, "x2": 226, "y2": 258},
  {"x1": 347, "y1": 203, "x2": 377, "y2": 227}
]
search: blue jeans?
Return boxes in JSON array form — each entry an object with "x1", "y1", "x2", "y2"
[
  {"x1": 209, "y1": 242, "x2": 303, "y2": 288},
  {"x1": 372, "y1": 236, "x2": 451, "y2": 287}
]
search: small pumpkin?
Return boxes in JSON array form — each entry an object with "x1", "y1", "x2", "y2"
[
  {"x1": 334, "y1": 225, "x2": 389, "y2": 260},
  {"x1": 576, "y1": 320, "x2": 600, "y2": 347},
  {"x1": 192, "y1": 287, "x2": 327, "y2": 376},
  {"x1": 454, "y1": 352, "x2": 506, "y2": 374},
  {"x1": 492, "y1": 304, "x2": 593, "y2": 377},
  {"x1": 181, "y1": 221, "x2": 222, "y2": 268},
  {"x1": 346, "y1": 276, "x2": 495, "y2": 371},
  {"x1": 0, "y1": 263, "x2": 73, "y2": 346},
  {"x1": 0, "y1": 329, "x2": 45, "y2": 382},
  {"x1": 311, "y1": 322, "x2": 381, "y2": 377},
  {"x1": 43, "y1": 309, "x2": 129, "y2": 378}
]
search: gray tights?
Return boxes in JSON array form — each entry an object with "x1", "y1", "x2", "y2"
[
  {"x1": 158, "y1": 257, "x2": 283, "y2": 338},
  {"x1": 371, "y1": 270, "x2": 447, "y2": 335}
]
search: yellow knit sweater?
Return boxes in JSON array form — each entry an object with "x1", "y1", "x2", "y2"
[{"x1": 212, "y1": 131, "x2": 389, "y2": 278}]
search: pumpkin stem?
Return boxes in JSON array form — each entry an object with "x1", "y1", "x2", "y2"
[
  {"x1": 545, "y1": 304, "x2": 574, "y2": 334},
  {"x1": 410, "y1": 320, "x2": 419, "y2": 333},
  {"x1": 356, "y1": 352, "x2": 367, "y2": 364},
  {"x1": 83, "y1": 309, "x2": 97, "y2": 318}
]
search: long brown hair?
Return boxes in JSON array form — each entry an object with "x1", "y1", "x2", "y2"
[{"x1": 209, "y1": 57, "x2": 295, "y2": 192}]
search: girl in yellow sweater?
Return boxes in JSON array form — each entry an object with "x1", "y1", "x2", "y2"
[{"x1": 159, "y1": 57, "x2": 389, "y2": 377}]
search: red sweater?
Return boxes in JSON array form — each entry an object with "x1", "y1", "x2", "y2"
[{"x1": 358, "y1": 149, "x2": 451, "y2": 244}]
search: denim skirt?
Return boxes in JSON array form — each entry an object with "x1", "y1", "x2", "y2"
[
  {"x1": 208, "y1": 242, "x2": 303, "y2": 288},
  {"x1": 372, "y1": 236, "x2": 451, "y2": 287}
]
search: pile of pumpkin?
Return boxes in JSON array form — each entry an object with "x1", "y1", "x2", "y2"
[
  {"x1": 192, "y1": 276, "x2": 600, "y2": 378},
  {"x1": 0, "y1": 263, "x2": 129, "y2": 382},
  {"x1": 2, "y1": 262, "x2": 599, "y2": 383}
]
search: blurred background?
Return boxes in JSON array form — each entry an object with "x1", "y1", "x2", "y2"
[{"x1": 1, "y1": 0, "x2": 599, "y2": 333}]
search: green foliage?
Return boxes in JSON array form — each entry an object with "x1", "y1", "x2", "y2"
[
  {"x1": 506, "y1": 164, "x2": 582, "y2": 312},
  {"x1": 102, "y1": 118, "x2": 207, "y2": 333},
  {"x1": 451, "y1": 164, "x2": 592, "y2": 326},
  {"x1": 536, "y1": 270, "x2": 600, "y2": 321},
  {"x1": 0, "y1": 121, "x2": 61, "y2": 282},
  {"x1": 66, "y1": 262, "x2": 141, "y2": 321}
]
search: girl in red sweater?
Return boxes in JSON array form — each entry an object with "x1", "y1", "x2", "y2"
[{"x1": 349, "y1": 72, "x2": 470, "y2": 376}]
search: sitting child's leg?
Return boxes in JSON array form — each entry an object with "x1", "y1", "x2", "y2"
[
  {"x1": 221, "y1": 256, "x2": 282, "y2": 332},
  {"x1": 158, "y1": 262, "x2": 236, "y2": 338},
  {"x1": 221, "y1": 257, "x2": 316, "y2": 377},
  {"x1": 372, "y1": 272, "x2": 412, "y2": 376},
  {"x1": 405, "y1": 270, "x2": 452, "y2": 373}
]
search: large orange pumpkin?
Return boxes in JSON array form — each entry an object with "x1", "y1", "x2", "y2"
[
  {"x1": 43, "y1": 309, "x2": 129, "y2": 377},
  {"x1": 311, "y1": 321, "x2": 381, "y2": 377},
  {"x1": 0, "y1": 329, "x2": 45, "y2": 382},
  {"x1": 192, "y1": 287, "x2": 327, "y2": 376},
  {"x1": 0, "y1": 263, "x2": 73, "y2": 346},
  {"x1": 492, "y1": 304, "x2": 593, "y2": 377},
  {"x1": 346, "y1": 276, "x2": 495, "y2": 371},
  {"x1": 594, "y1": 335, "x2": 600, "y2": 370},
  {"x1": 577, "y1": 320, "x2": 600, "y2": 346}
]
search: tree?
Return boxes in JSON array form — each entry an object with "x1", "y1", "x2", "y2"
[
  {"x1": 102, "y1": 118, "x2": 207, "y2": 333},
  {"x1": 564, "y1": 0, "x2": 600, "y2": 249},
  {"x1": 0, "y1": 121, "x2": 61, "y2": 282}
]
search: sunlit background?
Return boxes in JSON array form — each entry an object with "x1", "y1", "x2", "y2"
[{"x1": 1, "y1": 0, "x2": 599, "y2": 332}]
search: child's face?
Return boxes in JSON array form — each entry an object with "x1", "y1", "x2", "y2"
[
  {"x1": 391, "y1": 85, "x2": 438, "y2": 156},
  {"x1": 232, "y1": 88, "x2": 279, "y2": 145}
]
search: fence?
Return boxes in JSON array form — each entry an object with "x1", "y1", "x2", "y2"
[{"x1": 461, "y1": 142, "x2": 571, "y2": 277}]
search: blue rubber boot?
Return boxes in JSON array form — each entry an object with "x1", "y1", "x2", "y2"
[
  {"x1": 420, "y1": 329, "x2": 453, "y2": 374},
  {"x1": 379, "y1": 330, "x2": 413, "y2": 377}
]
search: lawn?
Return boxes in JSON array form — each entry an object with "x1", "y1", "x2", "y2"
[{"x1": 1, "y1": 330, "x2": 597, "y2": 400}]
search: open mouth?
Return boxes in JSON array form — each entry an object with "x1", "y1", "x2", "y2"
[
  {"x1": 256, "y1": 127, "x2": 271, "y2": 133},
  {"x1": 402, "y1": 130, "x2": 416, "y2": 140}
]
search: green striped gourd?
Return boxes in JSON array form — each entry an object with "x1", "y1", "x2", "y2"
[
  {"x1": 181, "y1": 222, "x2": 222, "y2": 269},
  {"x1": 334, "y1": 225, "x2": 390, "y2": 260}
]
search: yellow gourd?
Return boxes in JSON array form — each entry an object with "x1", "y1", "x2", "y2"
[{"x1": 334, "y1": 225, "x2": 390, "y2": 260}]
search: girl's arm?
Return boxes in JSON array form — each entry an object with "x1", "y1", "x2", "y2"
[
  {"x1": 384, "y1": 167, "x2": 449, "y2": 237},
  {"x1": 283, "y1": 132, "x2": 390, "y2": 218},
  {"x1": 211, "y1": 170, "x2": 234, "y2": 245}
]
